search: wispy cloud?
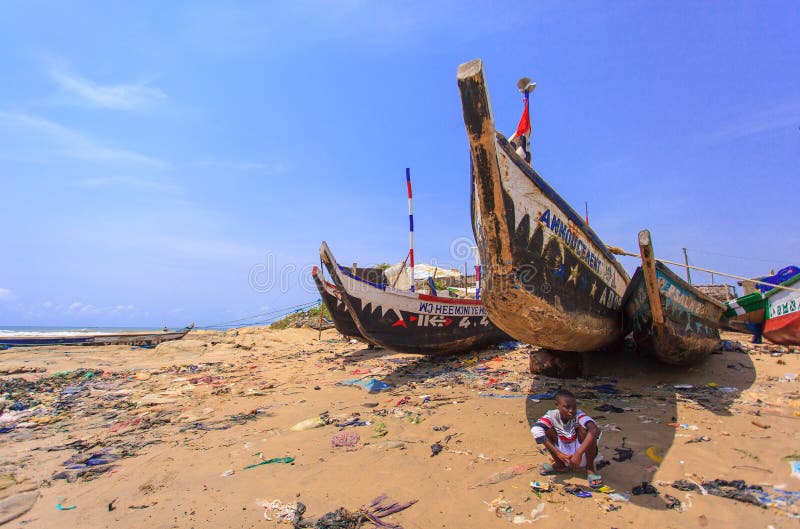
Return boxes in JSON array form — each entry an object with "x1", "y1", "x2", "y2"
[
  {"x1": 67, "y1": 301, "x2": 136, "y2": 315},
  {"x1": 70, "y1": 176, "x2": 182, "y2": 192},
  {"x1": 0, "y1": 288, "x2": 16, "y2": 301},
  {"x1": 706, "y1": 101, "x2": 800, "y2": 142},
  {"x1": 192, "y1": 160, "x2": 288, "y2": 173},
  {"x1": 49, "y1": 66, "x2": 166, "y2": 111},
  {"x1": 0, "y1": 111, "x2": 166, "y2": 167}
]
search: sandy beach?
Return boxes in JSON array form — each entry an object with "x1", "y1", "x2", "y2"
[{"x1": 1, "y1": 327, "x2": 798, "y2": 528}]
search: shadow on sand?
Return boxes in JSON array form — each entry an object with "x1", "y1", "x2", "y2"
[{"x1": 524, "y1": 345, "x2": 757, "y2": 509}]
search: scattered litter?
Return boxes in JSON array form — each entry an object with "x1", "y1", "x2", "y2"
[
  {"x1": 632, "y1": 482, "x2": 658, "y2": 495},
  {"x1": 430, "y1": 442, "x2": 444, "y2": 457},
  {"x1": 331, "y1": 432, "x2": 360, "y2": 450},
  {"x1": 243, "y1": 456, "x2": 294, "y2": 470},
  {"x1": 613, "y1": 448, "x2": 633, "y2": 462},
  {"x1": 609, "y1": 492, "x2": 630, "y2": 502},
  {"x1": 221, "y1": 469, "x2": 235, "y2": 477},
  {"x1": 790, "y1": 461, "x2": 800, "y2": 480},
  {"x1": 751, "y1": 420, "x2": 771, "y2": 429},
  {"x1": 664, "y1": 494, "x2": 682, "y2": 510},
  {"x1": 596, "y1": 403, "x2": 625, "y2": 413},
  {"x1": 564, "y1": 485, "x2": 592, "y2": 498},
  {"x1": 686, "y1": 436, "x2": 711, "y2": 444},
  {"x1": 470, "y1": 464, "x2": 535, "y2": 489},
  {"x1": 290, "y1": 414, "x2": 330, "y2": 431},
  {"x1": 646, "y1": 446, "x2": 664, "y2": 464}
]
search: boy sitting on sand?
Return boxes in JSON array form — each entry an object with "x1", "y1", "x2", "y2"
[{"x1": 531, "y1": 389, "x2": 603, "y2": 488}]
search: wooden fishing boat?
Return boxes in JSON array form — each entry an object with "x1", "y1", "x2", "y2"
[
  {"x1": 320, "y1": 242, "x2": 510, "y2": 355},
  {"x1": 311, "y1": 265, "x2": 367, "y2": 341},
  {"x1": 0, "y1": 324, "x2": 194, "y2": 347},
  {"x1": 722, "y1": 267, "x2": 800, "y2": 345},
  {"x1": 457, "y1": 59, "x2": 629, "y2": 352},
  {"x1": 622, "y1": 230, "x2": 725, "y2": 365},
  {"x1": 762, "y1": 273, "x2": 800, "y2": 345}
]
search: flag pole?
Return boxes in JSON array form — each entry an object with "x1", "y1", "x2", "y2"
[{"x1": 406, "y1": 168, "x2": 415, "y2": 292}]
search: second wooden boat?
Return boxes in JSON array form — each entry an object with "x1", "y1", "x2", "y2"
[
  {"x1": 457, "y1": 58, "x2": 629, "y2": 352},
  {"x1": 320, "y1": 242, "x2": 510, "y2": 355},
  {"x1": 622, "y1": 230, "x2": 725, "y2": 365},
  {"x1": 311, "y1": 265, "x2": 367, "y2": 341},
  {"x1": 0, "y1": 324, "x2": 194, "y2": 347}
]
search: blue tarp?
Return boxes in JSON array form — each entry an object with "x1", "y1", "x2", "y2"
[{"x1": 756, "y1": 265, "x2": 800, "y2": 293}]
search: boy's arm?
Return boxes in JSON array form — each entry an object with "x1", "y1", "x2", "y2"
[
  {"x1": 571, "y1": 420, "x2": 600, "y2": 461},
  {"x1": 532, "y1": 421, "x2": 571, "y2": 466}
]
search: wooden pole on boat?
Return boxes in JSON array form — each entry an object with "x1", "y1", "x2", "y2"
[
  {"x1": 406, "y1": 168, "x2": 415, "y2": 293},
  {"x1": 683, "y1": 248, "x2": 692, "y2": 284},
  {"x1": 639, "y1": 230, "x2": 665, "y2": 326},
  {"x1": 607, "y1": 245, "x2": 800, "y2": 295}
]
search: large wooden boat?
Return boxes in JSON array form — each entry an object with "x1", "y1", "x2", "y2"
[
  {"x1": 622, "y1": 230, "x2": 725, "y2": 365},
  {"x1": 0, "y1": 324, "x2": 194, "y2": 347},
  {"x1": 311, "y1": 265, "x2": 367, "y2": 341},
  {"x1": 320, "y1": 242, "x2": 510, "y2": 355},
  {"x1": 457, "y1": 59, "x2": 629, "y2": 352}
]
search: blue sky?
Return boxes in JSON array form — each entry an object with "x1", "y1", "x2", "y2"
[{"x1": 1, "y1": 1, "x2": 798, "y2": 327}]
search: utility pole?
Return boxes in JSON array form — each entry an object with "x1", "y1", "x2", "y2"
[{"x1": 682, "y1": 248, "x2": 692, "y2": 284}]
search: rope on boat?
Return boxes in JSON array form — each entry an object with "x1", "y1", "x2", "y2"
[
  {"x1": 607, "y1": 245, "x2": 800, "y2": 295},
  {"x1": 199, "y1": 300, "x2": 320, "y2": 329}
]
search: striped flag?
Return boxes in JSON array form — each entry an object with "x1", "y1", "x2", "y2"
[{"x1": 509, "y1": 91, "x2": 532, "y2": 164}]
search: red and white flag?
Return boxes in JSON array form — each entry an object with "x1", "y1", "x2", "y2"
[{"x1": 509, "y1": 91, "x2": 532, "y2": 164}]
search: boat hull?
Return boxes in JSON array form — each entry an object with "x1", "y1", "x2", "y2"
[
  {"x1": 0, "y1": 328, "x2": 192, "y2": 347},
  {"x1": 622, "y1": 263, "x2": 724, "y2": 365},
  {"x1": 763, "y1": 282, "x2": 800, "y2": 345},
  {"x1": 311, "y1": 266, "x2": 367, "y2": 341},
  {"x1": 458, "y1": 59, "x2": 629, "y2": 352},
  {"x1": 320, "y1": 242, "x2": 509, "y2": 355}
]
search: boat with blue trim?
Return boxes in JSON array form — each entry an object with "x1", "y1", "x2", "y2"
[
  {"x1": 457, "y1": 59, "x2": 629, "y2": 352},
  {"x1": 320, "y1": 242, "x2": 509, "y2": 355}
]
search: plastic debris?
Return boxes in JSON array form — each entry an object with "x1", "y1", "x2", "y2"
[
  {"x1": 243, "y1": 456, "x2": 294, "y2": 470},
  {"x1": 331, "y1": 432, "x2": 360, "y2": 450},
  {"x1": 290, "y1": 414, "x2": 329, "y2": 431},
  {"x1": 430, "y1": 442, "x2": 444, "y2": 457},
  {"x1": 646, "y1": 446, "x2": 664, "y2": 464},
  {"x1": 470, "y1": 464, "x2": 535, "y2": 488},
  {"x1": 609, "y1": 492, "x2": 630, "y2": 502}
]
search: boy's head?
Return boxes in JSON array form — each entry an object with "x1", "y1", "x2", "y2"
[{"x1": 554, "y1": 389, "x2": 577, "y2": 420}]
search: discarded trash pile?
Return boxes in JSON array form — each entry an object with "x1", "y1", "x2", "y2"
[
  {"x1": 256, "y1": 494, "x2": 417, "y2": 528},
  {"x1": 0, "y1": 362, "x2": 277, "y2": 484}
]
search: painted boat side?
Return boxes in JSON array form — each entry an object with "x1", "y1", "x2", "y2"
[
  {"x1": 622, "y1": 262, "x2": 725, "y2": 365},
  {"x1": 311, "y1": 266, "x2": 366, "y2": 341},
  {"x1": 763, "y1": 275, "x2": 800, "y2": 345},
  {"x1": 458, "y1": 58, "x2": 628, "y2": 352},
  {"x1": 320, "y1": 242, "x2": 509, "y2": 355}
]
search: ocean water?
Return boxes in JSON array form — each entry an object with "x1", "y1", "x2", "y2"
[{"x1": 0, "y1": 326, "x2": 164, "y2": 337}]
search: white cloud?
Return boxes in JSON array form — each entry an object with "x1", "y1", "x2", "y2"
[
  {"x1": 192, "y1": 160, "x2": 288, "y2": 173},
  {"x1": 0, "y1": 288, "x2": 15, "y2": 301},
  {"x1": 706, "y1": 101, "x2": 800, "y2": 142},
  {"x1": 49, "y1": 67, "x2": 166, "y2": 110},
  {"x1": 70, "y1": 176, "x2": 182, "y2": 192},
  {"x1": 0, "y1": 111, "x2": 167, "y2": 168}
]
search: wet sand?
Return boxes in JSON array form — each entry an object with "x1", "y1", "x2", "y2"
[{"x1": 1, "y1": 327, "x2": 798, "y2": 528}]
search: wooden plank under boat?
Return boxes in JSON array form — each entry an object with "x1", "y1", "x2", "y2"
[
  {"x1": 320, "y1": 242, "x2": 510, "y2": 355},
  {"x1": 457, "y1": 58, "x2": 629, "y2": 352},
  {"x1": 622, "y1": 231, "x2": 725, "y2": 365},
  {"x1": 311, "y1": 265, "x2": 368, "y2": 341},
  {"x1": 0, "y1": 324, "x2": 194, "y2": 347},
  {"x1": 761, "y1": 273, "x2": 800, "y2": 346}
]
